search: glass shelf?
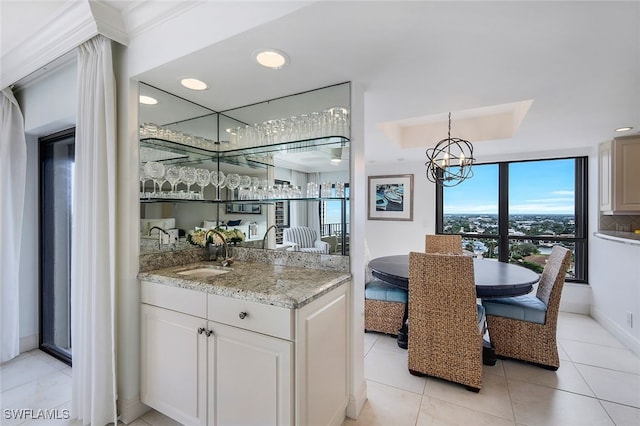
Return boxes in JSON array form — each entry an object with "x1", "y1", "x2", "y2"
[{"x1": 140, "y1": 197, "x2": 349, "y2": 204}]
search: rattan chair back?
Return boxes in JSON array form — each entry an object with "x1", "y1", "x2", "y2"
[
  {"x1": 424, "y1": 234, "x2": 463, "y2": 254},
  {"x1": 485, "y1": 245, "x2": 572, "y2": 369},
  {"x1": 407, "y1": 251, "x2": 483, "y2": 391}
]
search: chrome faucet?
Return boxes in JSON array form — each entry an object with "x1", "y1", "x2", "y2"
[
  {"x1": 205, "y1": 229, "x2": 232, "y2": 265},
  {"x1": 261, "y1": 224, "x2": 278, "y2": 249}
]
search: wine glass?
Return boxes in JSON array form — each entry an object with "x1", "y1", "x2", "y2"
[
  {"x1": 225, "y1": 173, "x2": 240, "y2": 200},
  {"x1": 139, "y1": 165, "x2": 149, "y2": 196},
  {"x1": 239, "y1": 175, "x2": 251, "y2": 199},
  {"x1": 179, "y1": 166, "x2": 197, "y2": 198},
  {"x1": 144, "y1": 161, "x2": 165, "y2": 195},
  {"x1": 250, "y1": 177, "x2": 260, "y2": 198},
  {"x1": 165, "y1": 166, "x2": 181, "y2": 194},
  {"x1": 196, "y1": 168, "x2": 211, "y2": 200},
  {"x1": 210, "y1": 170, "x2": 225, "y2": 200}
]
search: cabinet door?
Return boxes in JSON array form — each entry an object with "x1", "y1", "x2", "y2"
[
  {"x1": 296, "y1": 287, "x2": 349, "y2": 426},
  {"x1": 615, "y1": 137, "x2": 640, "y2": 211},
  {"x1": 211, "y1": 322, "x2": 293, "y2": 426},
  {"x1": 141, "y1": 304, "x2": 207, "y2": 426}
]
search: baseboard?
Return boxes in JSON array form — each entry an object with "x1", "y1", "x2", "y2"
[
  {"x1": 345, "y1": 379, "x2": 367, "y2": 420},
  {"x1": 117, "y1": 396, "x2": 150, "y2": 424},
  {"x1": 591, "y1": 305, "x2": 640, "y2": 357},
  {"x1": 19, "y1": 334, "x2": 38, "y2": 353}
]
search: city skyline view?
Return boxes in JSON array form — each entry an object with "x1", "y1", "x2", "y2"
[{"x1": 444, "y1": 159, "x2": 576, "y2": 215}]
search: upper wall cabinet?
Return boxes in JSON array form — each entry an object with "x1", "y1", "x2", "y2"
[
  {"x1": 138, "y1": 82, "x2": 351, "y2": 255},
  {"x1": 599, "y1": 135, "x2": 640, "y2": 215}
]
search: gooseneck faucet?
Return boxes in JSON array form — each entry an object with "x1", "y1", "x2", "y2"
[
  {"x1": 205, "y1": 229, "x2": 232, "y2": 265},
  {"x1": 148, "y1": 226, "x2": 168, "y2": 236},
  {"x1": 261, "y1": 224, "x2": 278, "y2": 249}
]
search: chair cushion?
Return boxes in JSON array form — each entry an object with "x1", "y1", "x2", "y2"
[
  {"x1": 365, "y1": 279, "x2": 407, "y2": 303},
  {"x1": 482, "y1": 294, "x2": 547, "y2": 324},
  {"x1": 477, "y1": 304, "x2": 486, "y2": 334}
]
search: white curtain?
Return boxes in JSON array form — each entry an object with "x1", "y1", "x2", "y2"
[
  {"x1": 71, "y1": 35, "x2": 118, "y2": 426},
  {"x1": 0, "y1": 88, "x2": 27, "y2": 363}
]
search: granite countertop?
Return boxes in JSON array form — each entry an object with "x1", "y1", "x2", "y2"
[
  {"x1": 594, "y1": 231, "x2": 640, "y2": 246},
  {"x1": 138, "y1": 261, "x2": 351, "y2": 309}
]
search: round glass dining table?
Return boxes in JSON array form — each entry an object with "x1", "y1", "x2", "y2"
[{"x1": 368, "y1": 254, "x2": 541, "y2": 351}]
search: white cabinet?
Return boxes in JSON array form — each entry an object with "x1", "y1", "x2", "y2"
[
  {"x1": 599, "y1": 135, "x2": 640, "y2": 214},
  {"x1": 140, "y1": 304, "x2": 208, "y2": 426},
  {"x1": 213, "y1": 323, "x2": 292, "y2": 426},
  {"x1": 140, "y1": 280, "x2": 348, "y2": 426}
]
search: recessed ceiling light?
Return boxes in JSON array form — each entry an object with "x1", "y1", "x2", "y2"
[
  {"x1": 139, "y1": 95, "x2": 158, "y2": 105},
  {"x1": 255, "y1": 49, "x2": 289, "y2": 69},
  {"x1": 615, "y1": 126, "x2": 634, "y2": 132},
  {"x1": 180, "y1": 78, "x2": 208, "y2": 90}
]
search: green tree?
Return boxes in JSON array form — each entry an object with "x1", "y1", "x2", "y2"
[{"x1": 512, "y1": 242, "x2": 539, "y2": 257}]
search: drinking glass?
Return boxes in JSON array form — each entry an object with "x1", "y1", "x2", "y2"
[
  {"x1": 144, "y1": 161, "x2": 165, "y2": 195},
  {"x1": 139, "y1": 165, "x2": 149, "y2": 195},
  {"x1": 165, "y1": 166, "x2": 181, "y2": 193},
  {"x1": 239, "y1": 175, "x2": 251, "y2": 199},
  {"x1": 179, "y1": 166, "x2": 197, "y2": 197},
  {"x1": 225, "y1": 173, "x2": 240, "y2": 200},
  {"x1": 196, "y1": 168, "x2": 211, "y2": 199},
  {"x1": 210, "y1": 170, "x2": 226, "y2": 200}
]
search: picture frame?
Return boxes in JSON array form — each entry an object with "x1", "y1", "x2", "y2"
[
  {"x1": 367, "y1": 174, "x2": 414, "y2": 221},
  {"x1": 225, "y1": 203, "x2": 262, "y2": 215}
]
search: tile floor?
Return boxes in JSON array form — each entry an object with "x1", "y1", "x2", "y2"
[{"x1": 1, "y1": 313, "x2": 639, "y2": 425}]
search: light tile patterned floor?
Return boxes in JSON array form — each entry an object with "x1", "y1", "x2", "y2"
[{"x1": 1, "y1": 313, "x2": 639, "y2": 425}]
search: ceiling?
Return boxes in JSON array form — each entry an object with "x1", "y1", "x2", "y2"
[{"x1": 3, "y1": 1, "x2": 640, "y2": 166}]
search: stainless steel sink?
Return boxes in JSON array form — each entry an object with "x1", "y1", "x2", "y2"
[{"x1": 176, "y1": 265, "x2": 231, "y2": 278}]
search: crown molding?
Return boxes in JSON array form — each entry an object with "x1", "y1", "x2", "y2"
[{"x1": 0, "y1": 0, "x2": 127, "y2": 89}]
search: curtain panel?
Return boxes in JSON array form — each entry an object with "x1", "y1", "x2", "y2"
[
  {"x1": 70, "y1": 35, "x2": 118, "y2": 426},
  {"x1": 0, "y1": 88, "x2": 27, "y2": 363}
]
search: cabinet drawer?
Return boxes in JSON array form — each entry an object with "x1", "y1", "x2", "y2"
[
  {"x1": 141, "y1": 280, "x2": 207, "y2": 318},
  {"x1": 208, "y1": 294, "x2": 293, "y2": 340}
]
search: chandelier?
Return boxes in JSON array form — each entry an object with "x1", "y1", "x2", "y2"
[{"x1": 425, "y1": 112, "x2": 475, "y2": 187}]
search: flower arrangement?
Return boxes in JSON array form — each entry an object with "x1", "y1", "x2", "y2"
[{"x1": 187, "y1": 228, "x2": 245, "y2": 247}]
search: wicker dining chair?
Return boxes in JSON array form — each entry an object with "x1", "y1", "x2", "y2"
[
  {"x1": 408, "y1": 252, "x2": 485, "y2": 392},
  {"x1": 364, "y1": 279, "x2": 407, "y2": 336},
  {"x1": 483, "y1": 245, "x2": 572, "y2": 370},
  {"x1": 425, "y1": 234, "x2": 463, "y2": 254}
]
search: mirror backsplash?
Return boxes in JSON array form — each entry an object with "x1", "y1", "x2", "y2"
[{"x1": 139, "y1": 82, "x2": 351, "y2": 256}]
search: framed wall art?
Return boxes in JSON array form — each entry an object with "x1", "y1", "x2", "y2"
[{"x1": 367, "y1": 174, "x2": 414, "y2": 221}]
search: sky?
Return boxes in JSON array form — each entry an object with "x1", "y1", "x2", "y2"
[{"x1": 444, "y1": 159, "x2": 576, "y2": 215}]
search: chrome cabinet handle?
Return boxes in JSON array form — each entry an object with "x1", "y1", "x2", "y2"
[{"x1": 239, "y1": 311, "x2": 248, "y2": 320}]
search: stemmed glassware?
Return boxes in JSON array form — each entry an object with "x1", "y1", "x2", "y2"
[
  {"x1": 225, "y1": 173, "x2": 240, "y2": 200},
  {"x1": 144, "y1": 161, "x2": 165, "y2": 195},
  {"x1": 195, "y1": 168, "x2": 211, "y2": 200},
  {"x1": 210, "y1": 170, "x2": 225, "y2": 200},
  {"x1": 165, "y1": 166, "x2": 181, "y2": 193},
  {"x1": 239, "y1": 175, "x2": 252, "y2": 199},
  {"x1": 139, "y1": 165, "x2": 149, "y2": 195},
  {"x1": 179, "y1": 166, "x2": 197, "y2": 197}
]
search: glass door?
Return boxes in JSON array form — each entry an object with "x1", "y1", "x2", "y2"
[{"x1": 39, "y1": 128, "x2": 74, "y2": 365}]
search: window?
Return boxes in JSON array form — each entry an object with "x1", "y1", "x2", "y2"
[{"x1": 436, "y1": 157, "x2": 588, "y2": 282}]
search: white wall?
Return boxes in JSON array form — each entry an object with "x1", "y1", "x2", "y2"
[
  {"x1": 14, "y1": 60, "x2": 77, "y2": 352},
  {"x1": 587, "y1": 153, "x2": 640, "y2": 356}
]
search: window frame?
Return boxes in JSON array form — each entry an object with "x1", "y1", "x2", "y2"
[{"x1": 436, "y1": 156, "x2": 588, "y2": 283}]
